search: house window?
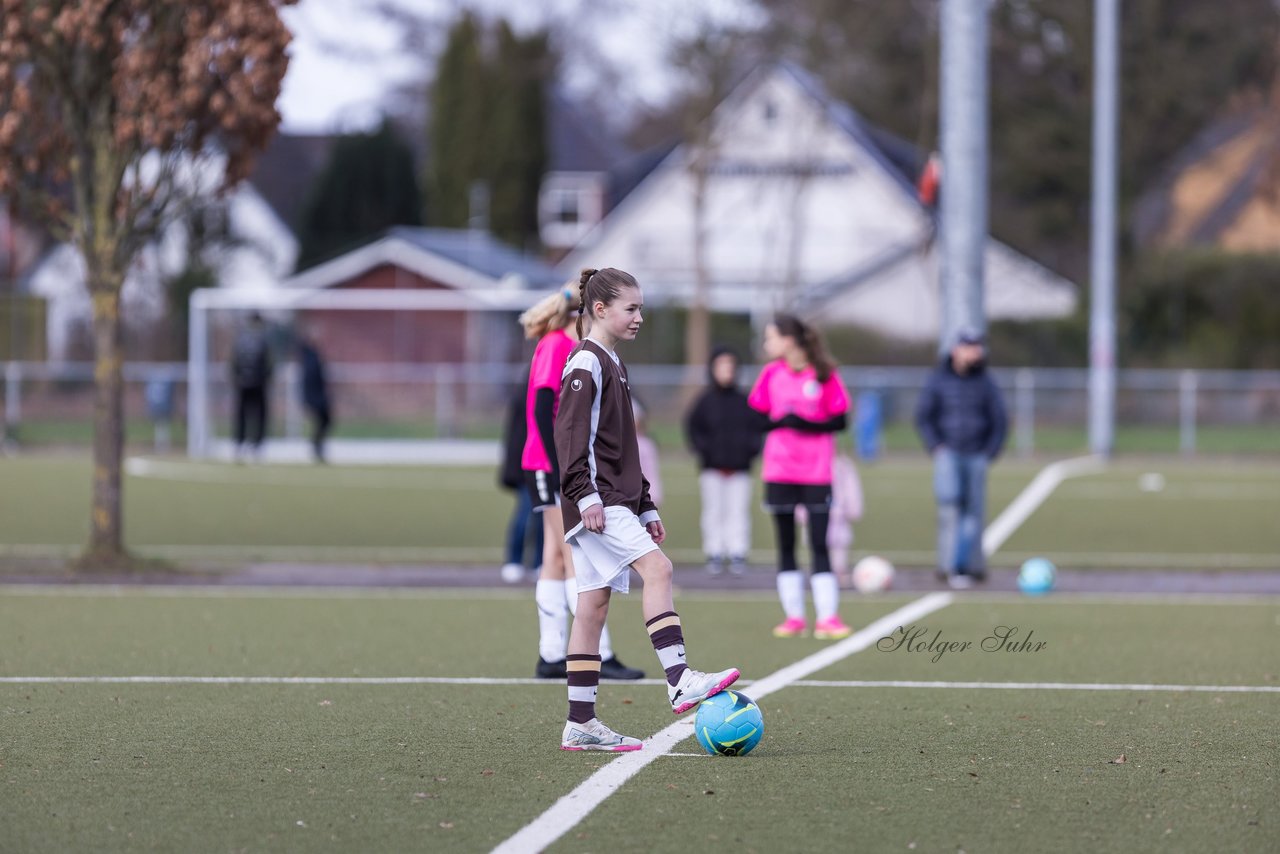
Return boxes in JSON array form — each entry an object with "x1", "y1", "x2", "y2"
[
  {"x1": 553, "y1": 190, "x2": 580, "y2": 225},
  {"x1": 763, "y1": 100, "x2": 777, "y2": 124}
]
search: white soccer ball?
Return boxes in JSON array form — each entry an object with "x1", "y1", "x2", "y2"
[
  {"x1": 500, "y1": 563, "x2": 525, "y2": 584},
  {"x1": 851, "y1": 555, "x2": 895, "y2": 592}
]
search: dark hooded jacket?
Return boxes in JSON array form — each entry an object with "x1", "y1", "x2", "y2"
[
  {"x1": 915, "y1": 355, "x2": 1008, "y2": 458},
  {"x1": 684, "y1": 347, "x2": 765, "y2": 472}
]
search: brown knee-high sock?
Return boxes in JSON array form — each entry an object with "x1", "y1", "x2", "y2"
[
  {"x1": 645, "y1": 611, "x2": 687, "y2": 686},
  {"x1": 566, "y1": 654, "x2": 601, "y2": 723}
]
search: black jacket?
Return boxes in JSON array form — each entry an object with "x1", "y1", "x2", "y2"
[
  {"x1": 684, "y1": 358, "x2": 764, "y2": 472},
  {"x1": 915, "y1": 357, "x2": 1008, "y2": 458},
  {"x1": 298, "y1": 342, "x2": 329, "y2": 410},
  {"x1": 498, "y1": 373, "x2": 529, "y2": 490},
  {"x1": 231, "y1": 327, "x2": 272, "y2": 390}
]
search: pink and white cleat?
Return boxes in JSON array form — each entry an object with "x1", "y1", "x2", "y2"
[
  {"x1": 772, "y1": 617, "x2": 808, "y2": 638},
  {"x1": 813, "y1": 616, "x2": 853, "y2": 640},
  {"x1": 668, "y1": 667, "x2": 741, "y2": 714}
]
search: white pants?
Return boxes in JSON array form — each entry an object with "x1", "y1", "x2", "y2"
[{"x1": 698, "y1": 470, "x2": 753, "y2": 559}]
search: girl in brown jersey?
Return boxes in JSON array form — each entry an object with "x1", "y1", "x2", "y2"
[{"x1": 554, "y1": 267, "x2": 740, "y2": 751}]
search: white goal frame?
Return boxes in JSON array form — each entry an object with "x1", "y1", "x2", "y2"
[{"x1": 186, "y1": 286, "x2": 545, "y2": 460}]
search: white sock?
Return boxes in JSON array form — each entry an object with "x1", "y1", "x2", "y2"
[
  {"x1": 811, "y1": 572, "x2": 840, "y2": 622},
  {"x1": 535, "y1": 579, "x2": 568, "y2": 662},
  {"x1": 776, "y1": 571, "x2": 806, "y2": 621},
  {"x1": 565, "y1": 575, "x2": 614, "y2": 660}
]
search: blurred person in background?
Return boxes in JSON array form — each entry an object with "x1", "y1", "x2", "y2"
[
  {"x1": 684, "y1": 346, "x2": 762, "y2": 576},
  {"x1": 499, "y1": 369, "x2": 544, "y2": 583},
  {"x1": 631, "y1": 396, "x2": 662, "y2": 507},
  {"x1": 748, "y1": 315, "x2": 854, "y2": 640},
  {"x1": 230, "y1": 311, "x2": 272, "y2": 462},
  {"x1": 296, "y1": 329, "x2": 332, "y2": 464},
  {"x1": 914, "y1": 327, "x2": 1007, "y2": 589}
]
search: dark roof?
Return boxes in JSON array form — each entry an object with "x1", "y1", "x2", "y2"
[
  {"x1": 607, "y1": 141, "x2": 678, "y2": 209},
  {"x1": 546, "y1": 90, "x2": 630, "y2": 173},
  {"x1": 774, "y1": 61, "x2": 926, "y2": 201},
  {"x1": 248, "y1": 133, "x2": 336, "y2": 233},
  {"x1": 387, "y1": 226, "x2": 560, "y2": 287}
]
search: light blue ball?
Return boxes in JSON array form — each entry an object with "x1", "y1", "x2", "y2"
[
  {"x1": 1018, "y1": 557, "x2": 1056, "y2": 596},
  {"x1": 694, "y1": 690, "x2": 764, "y2": 756}
]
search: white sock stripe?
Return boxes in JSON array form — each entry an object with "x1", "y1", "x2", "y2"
[
  {"x1": 776, "y1": 571, "x2": 806, "y2": 620},
  {"x1": 810, "y1": 572, "x2": 839, "y2": 622},
  {"x1": 567, "y1": 686, "x2": 597, "y2": 702}
]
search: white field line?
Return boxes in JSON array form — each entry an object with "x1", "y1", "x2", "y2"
[
  {"x1": 124, "y1": 457, "x2": 493, "y2": 490},
  {"x1": 4, "y1": 545, "x2": 1277, "y2": 569},
  {"x1": 982, "y1": 455, "x2": 1108, "y2": 557},
  {"x1": 489, "y1": 591, "x2": 953, "y2": 854},
  {"x1": 794, "y1": 680, "x2": 1280, "y2": 693},
  {"x1": 3, "y1": 586, "x2": 1277, "y2": 607},
  {"x1": 4, "y1": 675, "x2": 1276, "y2": 694}
]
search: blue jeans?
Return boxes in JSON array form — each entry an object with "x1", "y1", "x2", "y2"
[
  {"x1": 504, "y1": 487, "x2": 544, "y2": 569},
  {"x1": 932, "y1": 449, "x2": 988, "y2": 575}
]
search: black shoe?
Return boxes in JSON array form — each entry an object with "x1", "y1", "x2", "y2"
[
  {"x1": 600, "y1": 656, "x2": 646, "y2": 680},
  {"x1": 536, "y1": 656, "x2": 567, "y2": 679}
]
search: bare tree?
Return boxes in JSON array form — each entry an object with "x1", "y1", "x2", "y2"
[{"x1": 0, "y1": 0, "x2": 295, "y2": 568}]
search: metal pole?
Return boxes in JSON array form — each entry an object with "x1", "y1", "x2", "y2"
[
  {"x1": 1015, "y1": 368, "x2": 1035, "y2": 457},
  {"x1": 5, "y1": 360, "x2": 19, "y2": 427},
  {"x1": 187, "y1": 291, "x2": 210, "y2": 458},
  {"x1": 1088, "y1": 0, "x2": 1119, "y2": 456},
  {"x1": 1179, "y1": 369, "x2": 1197, "y2": 456},
  {"x1": 938, "y1": 0, "x2": 990, "y2": 353}
]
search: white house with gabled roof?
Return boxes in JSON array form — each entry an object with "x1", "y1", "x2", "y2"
[{"x1": 560, "y1": 62, "x2": 1076, "y2": 341}]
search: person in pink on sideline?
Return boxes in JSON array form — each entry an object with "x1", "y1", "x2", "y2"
[
  {"x1": 519, "y1": 285, "x2": 644, "y2": 682},
  {"x1": 747, "y1": 314, "x2": 854, "y2": 639}
]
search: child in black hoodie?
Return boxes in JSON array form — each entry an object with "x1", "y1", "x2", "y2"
[{"x1": 684, "y1": 346, "x2": 765, "y2": 575}]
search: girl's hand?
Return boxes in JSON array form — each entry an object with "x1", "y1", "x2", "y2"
[
  {"x1": 646, "y1": 520, "x2": 666, "y2": 545},
  {"x1": 582, "y1": 504, "x2": 605, "y2": 533}
]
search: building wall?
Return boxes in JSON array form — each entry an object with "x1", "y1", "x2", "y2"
[{"x1": 301, "y1": 265, "x2": 469, "y2": 364}]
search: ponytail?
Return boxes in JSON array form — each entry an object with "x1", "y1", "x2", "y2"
[
  {"x1": 575, "y1": 268, "x2": 593, "y2": 340},
  {"x1": 519, "y1": 283, "x2": 581, "y2": 340}
]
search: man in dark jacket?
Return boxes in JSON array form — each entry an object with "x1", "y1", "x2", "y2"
[
  {"x1": 684, "y1": 346, "x2": 765, "y2": 575},
  {"x1": 230, "y1": 312, "x2": 272, "y2": 462},
  {"x1": 296, "y1": 330, "x2": 331, "y2": 463},
  {"x1": 915, "y1": 327, "x2": 1007, "y2": 588}
]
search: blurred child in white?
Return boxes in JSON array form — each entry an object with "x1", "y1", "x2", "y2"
[
  {"x1": 631, "y1": 397, "x2": 663, "y2": 507},
  {"x1": 798, "y1": 453, "x2": 864, "y2": 587}
]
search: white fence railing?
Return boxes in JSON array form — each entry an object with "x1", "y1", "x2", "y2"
[{"x1": 1, "y1": 361, "x2": 1278, "y2": 456}]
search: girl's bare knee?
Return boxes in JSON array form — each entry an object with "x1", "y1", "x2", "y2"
[{"x1": 634, "y1": 551, "x2": 672, "y2": 583}]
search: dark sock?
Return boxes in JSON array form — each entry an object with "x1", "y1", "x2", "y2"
[
  {"x1": 566, "y1": 653, "x2": 601, "y2": 723},
  {"x1": 646, "y1": 611, "x2": 688, "y2": 686}
]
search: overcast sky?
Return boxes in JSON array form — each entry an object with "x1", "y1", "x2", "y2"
[{"x1": 276, "y1": 0, "x2": 761, "y2": 133}]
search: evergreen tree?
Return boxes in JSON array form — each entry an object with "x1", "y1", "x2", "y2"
[
  {"x1": 426, "y1": 14, "x2": 552, "y2": 249},
  {"x1": 426, "y1": 13, "x2": 491, "y2": 230},
  {"x1": 297, "y1": 120, "x2": 423, "y2": 270},
  {"x1": 487, "y1": 22, "x2": 553, "y2": 248}
]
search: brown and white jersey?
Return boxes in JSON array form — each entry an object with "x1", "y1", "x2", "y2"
[{"x1": 554, "y1": 338, "x2": 660, "y2": 539}]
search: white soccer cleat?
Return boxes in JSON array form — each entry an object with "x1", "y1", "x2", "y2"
[
  {"x1": 560, "y1": 718, "x2": 643, "y2": 752},
  {"x1": 668, "y1": 666, "x2": 741, "y2": 715}
]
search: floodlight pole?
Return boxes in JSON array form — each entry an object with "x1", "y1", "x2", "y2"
[
  {"x1": 938, "y1": 0, "x2": 990, "y2": 354},
  {"x1": 187, "y1": 290, "x2": 210, "y2": 458},
  {"x1": 1088, "y1": 0, "x2": 1119, "y2": 456}
]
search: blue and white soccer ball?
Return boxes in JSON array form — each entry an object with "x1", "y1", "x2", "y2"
[
  {"x1": 1017, "y1": 557, "x2": 1057, "y2": 596},
  {"x1": 694, "y1": 690, "x2": 764, "y2": 757}
]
